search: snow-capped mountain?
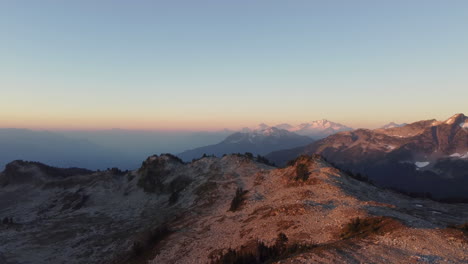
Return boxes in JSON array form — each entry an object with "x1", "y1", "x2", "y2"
[
  {"x1": 380, "y1": 122, "x2": 407, "y2": 129},
  {"x1": 277, "y1": 119, "x2": 353, "y2": 139},
  {"x1": 177, "y1": 126, "x2": 313, "y2": 161},
  {"x1": 241, "y1": 119, "x2": 352, "y2": 139}
]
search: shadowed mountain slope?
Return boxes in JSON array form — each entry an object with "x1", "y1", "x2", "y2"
[{"x1": 178, "y1": 126, "x2": 314, "y2": 162}]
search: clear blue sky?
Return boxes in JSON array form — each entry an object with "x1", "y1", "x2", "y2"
[{"x1": 1, "y1": 0, "x2": 467, "y2": 130}]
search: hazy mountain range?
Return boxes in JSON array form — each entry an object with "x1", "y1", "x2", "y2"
[
  {"x1": 0, "y1": 119, "x2": 352, "y2": 170},
  {"x1": 248, "y1": 119, "x2": 353, "y2": 139},
  {"x1": 177, "y1": 126, "x2": 314, "y2": 161},
  {"x1": 0, "y1": 129, "x2": 233, "y2": 170},
  {"x1": 0, "y1": 129, "x2": 138, "y2": 170},
  {"x1": 177, "y1": 119, "x2": 353, "y2": 161}
]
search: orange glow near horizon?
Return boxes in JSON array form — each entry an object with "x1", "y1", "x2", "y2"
[
  {"x1": 1, "y1": 1, "x2": 467, "y2": 133},
  {"x1": 0, "y1": 110, "x2": 456, "y2": 132},
  {"x1": 1, "y1": 96, "x2": 464, "y2": 132}
]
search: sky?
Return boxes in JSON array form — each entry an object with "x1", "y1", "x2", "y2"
[{"x1": 1, "y1": 0, "x2": 467, "y2": 131}]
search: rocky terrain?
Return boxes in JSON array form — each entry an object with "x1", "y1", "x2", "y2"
[
  {"x1": 267, "y1": 114, "x2": 468, "y2": 200},
  {"x1": 1, "y1": 154, "x2": 467, "y2": 263}
]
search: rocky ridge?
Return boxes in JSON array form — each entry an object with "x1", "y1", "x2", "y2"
[{"x1": 1, "y1": 154, "x2": 467, "y2": 263}]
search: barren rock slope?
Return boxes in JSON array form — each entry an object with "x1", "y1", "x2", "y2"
[{"x1": 152, "y1": 155, "x2": 468, "y2": 264}]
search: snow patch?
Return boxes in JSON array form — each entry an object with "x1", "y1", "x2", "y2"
[
  {"x1": 415, "y1": 161, "x2": 430, "y2": 168},
  {"x1": 449, "y1": 152, "x2": 468, "y2": 159}
]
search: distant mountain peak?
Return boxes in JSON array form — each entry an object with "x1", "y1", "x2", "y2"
[
  {"x1": 257, "y1": 126, "x2": 280, "y2": 136},
  {"x1": 286, "y1": 119, "x2": 352, "y2": 138},
  {"x1": 275, "y1": 123, "x2": 294, "y2": 130},
  {"x1": 177, "y1": 125, "x2": 314, "y2": 161},
  {"x1": 243, "y1": 119, "x2": 351, "y2": 139},
  {"x1": 240, "y1": 123, "x2": 272, "y2": 133},
  {"x1": 254, "y1": 123, "x2": 270, "y2": 130},
  {"x1": 228, "y1": 126, "x2": 301, "y2": 142},
  {"x1": 380, "y1": 122, "x2": 407, "y2": 129}
]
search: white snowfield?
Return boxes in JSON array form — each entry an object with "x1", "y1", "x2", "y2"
[
  {"x1": 385, "y1": 145, "x2": 396, "y2": 150},
  {"x1": 460, "y1": 120, "x2": 468, "y2": 128},
  {"x1": 449, "y1": 152, "x2": 468, "y2": 159},
  {"x1": 283, "y1": 119, "x2": 352, "y2": 135},
  {"x1": 415, "y1": 161, "x2": 430, "y2": 168}
]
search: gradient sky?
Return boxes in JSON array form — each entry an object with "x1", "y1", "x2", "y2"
[{"x1": 1, "y1": 0, "x2": 467, "y2": 131}]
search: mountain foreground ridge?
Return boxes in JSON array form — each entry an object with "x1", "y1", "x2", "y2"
[{"x1": 0, "y1": 154, "x2": 467, "y2": 263}]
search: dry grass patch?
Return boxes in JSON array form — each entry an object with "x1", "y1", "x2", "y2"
[{"x1": 340, "y1": 216, "x2": 399, "y2": 239}]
